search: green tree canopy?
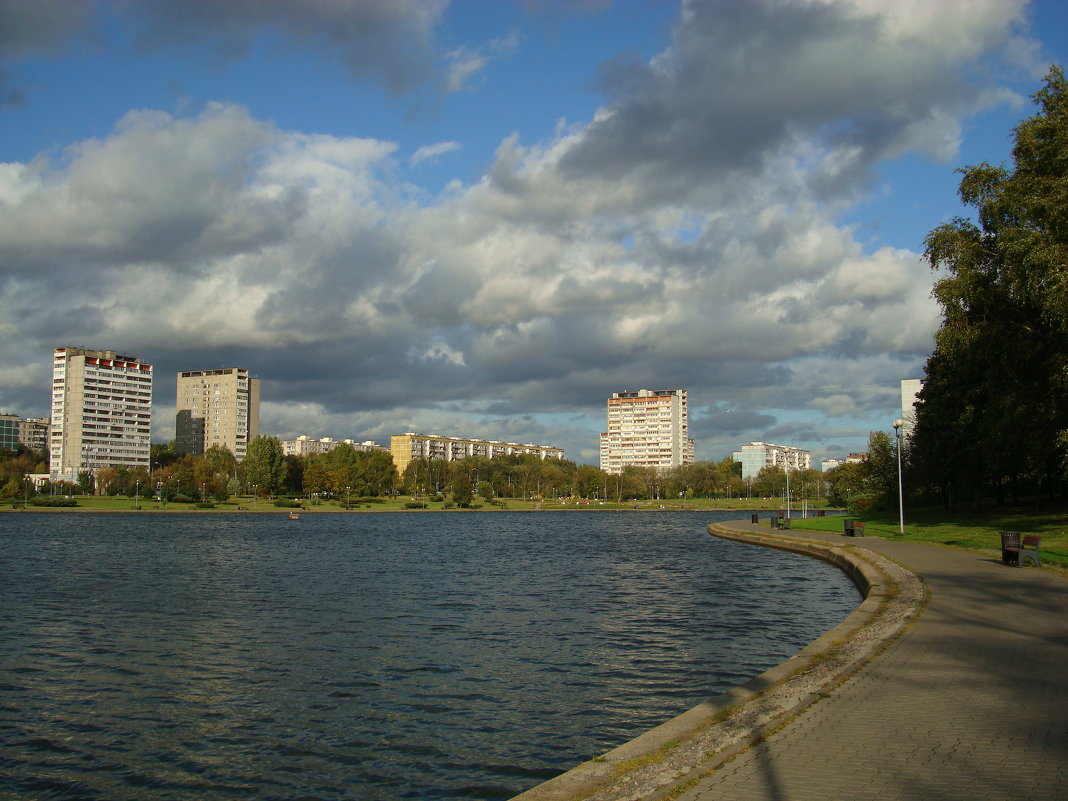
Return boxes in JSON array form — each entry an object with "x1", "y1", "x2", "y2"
[
  {"x1": 244, "y1": 435, "x2": 287, "y2": 496},
  {"x1": 915, "y1": 66, "x2": 1068, "y2": 504}
]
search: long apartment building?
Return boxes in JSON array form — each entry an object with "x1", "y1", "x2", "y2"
[
  {"x1": 390, "y1": 433, "x2": 565, "y2": 474},
  {"x1": 0, "y1": 414, "x2": 49, "y2": 454},
  {"x1": 732, "y1": 441, "x2": 812, "y2": 480},
  {"x1": 282, "y1": 436, "x2": 384, "y2": 457},
  {"x1": 49, "y1": 347, "x2": 153, "y2": 480},
  {"x1": 175, "y1": 368, "x2": 260, "y2": 460},
  {"x1": 599, "y1": 388, "x2": 695, "y2": 474}
]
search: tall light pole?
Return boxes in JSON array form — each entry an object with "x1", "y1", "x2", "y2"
[{"x1": 892, "y1": 419, "x2": 905, "y2": 535}]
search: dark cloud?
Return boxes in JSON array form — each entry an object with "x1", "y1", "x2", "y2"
[{"x1": 121, "y1": 0, "x2": 448, "y2": 94}]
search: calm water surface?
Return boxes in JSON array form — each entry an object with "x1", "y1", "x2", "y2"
[{"x1": 1, "y1": 511, "x2": 857, "y2": 800}]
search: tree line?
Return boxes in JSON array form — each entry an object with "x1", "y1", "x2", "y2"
[
  {"x1": 908, "y1": 67, "x2": 1068, "y2": 507},
  {"x1": 4, "y1": 434, "x2": 835, "y2": 507}
]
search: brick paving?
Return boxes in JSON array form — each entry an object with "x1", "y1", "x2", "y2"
[{"x1": 671, "y1": 525, "x2": 1068, "y2": 801}]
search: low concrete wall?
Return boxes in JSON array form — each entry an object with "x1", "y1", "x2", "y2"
[{"x1": 510, "y1": 521, "x2": 925, "y2": 801}]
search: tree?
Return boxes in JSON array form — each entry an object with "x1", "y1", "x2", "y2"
[
  {"x1": 244, "y1": 435, "x2": 287, "y2": 496},
  {"x1": 450, "y1": 472, "x2": 474, "y2": 507},
  {"x1": 915, "y1": 66, "x2": 1068, "y2": 504}
]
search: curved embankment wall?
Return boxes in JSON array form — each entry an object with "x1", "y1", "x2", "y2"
[{"x1": 511, "y1": 521, "x2": 926, "y2": 801}]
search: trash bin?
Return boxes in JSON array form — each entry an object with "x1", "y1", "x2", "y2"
[
  {"x1": 1000, "y1": 531, "x2": 1021, "y2": 565},
  {"x1": 750, "y1": 513, "x2": 759, "y2": 524},
  {"x1": 843, "y1": 518, "x2": 855, "y2": 536}
]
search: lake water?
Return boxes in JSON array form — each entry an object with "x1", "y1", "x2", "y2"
[{"x1": 1, "y1": 511, "x2": 858, "y2": 800}]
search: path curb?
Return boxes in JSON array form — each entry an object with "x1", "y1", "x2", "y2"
[{"x1": 510, "y1": 522, "x2": 926, "y2": 801}]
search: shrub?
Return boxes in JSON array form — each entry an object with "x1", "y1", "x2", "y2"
[
  {"x1": 404, "y1": 501, "x2": 428, "y2": 509},
  {"x1": 847, "y1": 494, "x2": 876, "y2": 516},
  {"x1": 30, "y1": 495, "x2": 78, "y2": 507},
  {"x1": 195, "y1": 502, "x2": 215, "y2": 509},
  {"x1": 273, "y1": 498, "x2": 301, "y2": 508},
  {"x1": 171, "y1": 494, "x2": 194, "y2": 504}
]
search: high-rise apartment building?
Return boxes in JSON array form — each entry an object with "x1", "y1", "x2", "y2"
[
  {"x1": 900, "y1": 378, "x2": 924, "y2": 439},
  {"x1": 599, "y1": 389, "x2": 695, "y2": 474},
  {"x1": 49, "y1": 347, "x2": 153, "y2": 480},
  {"x1": 175, "y1": 368, "x2": 260, "y2": 460}
]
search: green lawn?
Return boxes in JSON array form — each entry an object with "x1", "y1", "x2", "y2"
[{"x1": 787, "y1": 503, "x2": 1068, "y2": 568}]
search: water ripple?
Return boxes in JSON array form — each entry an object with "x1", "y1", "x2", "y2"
[{"x1": 1, "y1": 511, "x2": 857, "y2": 800}]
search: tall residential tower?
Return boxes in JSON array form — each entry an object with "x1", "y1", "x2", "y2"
[
  {"x1": 599, "y1": 388, "x2": 695, "y2": 474},
  {"x1": 175, "y1": 368, "x2": 260, "y2": 460},
  {"x1": 49, "y1": 347, "x2": 153, "y2": 480}
]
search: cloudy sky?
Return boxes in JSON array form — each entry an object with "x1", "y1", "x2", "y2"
[{"x1": 1, "y1": 0, "x2": 1065, "y2": 465}]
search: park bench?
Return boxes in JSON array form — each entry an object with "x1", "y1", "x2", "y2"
[
  {"x1": 1001, "y1": 531, "x2": 1042, "y2": 567},
  {"x1": 843, "y1": 519, "x2": 865, "y2": 537}
]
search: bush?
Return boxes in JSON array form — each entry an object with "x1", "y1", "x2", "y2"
[
  {"x1": 30, "y1": 495, "x2": 78, "y2": 507},
  {"x1": 404, "y1": 501, "x2": 428, "y2": 509},
  {"x1": 847, "y1": 494, "x2": 876, "y2": 516},
  {"x1": 195, "y1": 502, "x2": 215, "y2": 509},
  {"x1": 273, "y1": 498, "x2": 301, "y2": 508},
  {"x1": 358, "y1": 497, "x2": 386, "y2": 504},
  {"x1": 171, "y1": 494, "x2": 194, "y2": 504}
]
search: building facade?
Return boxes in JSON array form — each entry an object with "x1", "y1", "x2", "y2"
[
  {"x1": 389, "y1": 433, "x2": 564, "y2": 474},
  {"x1": 732, "y1": 442, "x2": 812, "y2": 480},
  {"x1": 282, "y1": 436, "x2": 384, "y2": 457},
  {"x1": 19, "y1": 417, "x2": 50, "y2": 453},
  {"x1": 49, "y1": 347, "x2": 153, "y2": 480},
  {"x1": 599, "y1": 389, "x2": 695, "y2": 474},
  {"x1": 175, "y1": 368, "x2": 260, "y2": 460},
  {"x1": 0, "y1": 413, "x2": 19, "y2": 453},
  {"x1": 900, "y1": 378, "x2": 924, "y2": 439},
  {"x1": 1, "y1": 414, "x2": 50, "y2": 455}
]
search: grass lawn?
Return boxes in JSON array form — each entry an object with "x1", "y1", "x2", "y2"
[{"x1": 787, "y1": 502, "x2": 1068, "y2": 568}]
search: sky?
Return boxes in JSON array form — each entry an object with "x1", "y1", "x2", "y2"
[{"x1": 1, "y1": 0, "x2": 1066, "y2": 466}]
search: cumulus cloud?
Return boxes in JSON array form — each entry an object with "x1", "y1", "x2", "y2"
[{"x1": 0, "y1": 0, "x2": 1046, "y2": 461}]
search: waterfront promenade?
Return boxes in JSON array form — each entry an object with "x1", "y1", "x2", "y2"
[{"x1": 516, "y1": 520, "x2": 1068, "y2": 801}]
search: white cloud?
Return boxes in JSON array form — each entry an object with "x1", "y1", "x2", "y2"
[
  {"x1": 410, "y1": 141, "x2": 461, "y2": 166},
  {"x1": 0, "y1": 0, "x2": 1048, "y2": 462}
]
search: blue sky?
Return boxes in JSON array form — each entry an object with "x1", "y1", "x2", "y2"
[{"x1": 1, "y1": 0, "x2": 1066, "y2": 465}]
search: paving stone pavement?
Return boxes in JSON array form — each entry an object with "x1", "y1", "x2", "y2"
[{"x1": 671, "y1": 526, "x2": 1068, "y2": 801}]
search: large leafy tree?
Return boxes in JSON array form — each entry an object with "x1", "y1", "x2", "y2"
[
  {"x1": 915, "y1": 66, "x2": 1068, "y2": 504},
  {"x1": 244, "y1": 435, "x2": 287, "y2": 496}
]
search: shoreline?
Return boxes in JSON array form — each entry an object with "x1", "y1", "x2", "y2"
[{"x1": 509, "y1": 520, "x2": 925, "y2": 801}]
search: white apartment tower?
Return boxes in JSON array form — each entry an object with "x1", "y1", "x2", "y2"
[
  {"x1": 49, "y1": 347, "x2": 153, "y2": 480},
  {"x1": 176, "y1": 368, "x2": 260, "y2": 460},
  {"x1": 599, "y1": 388, "x2": 695, "y2": 474}
]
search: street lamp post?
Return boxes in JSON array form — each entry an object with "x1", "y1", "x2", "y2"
[{"x1": 892, "y1": 419, "x2": 905, "y2": 535}]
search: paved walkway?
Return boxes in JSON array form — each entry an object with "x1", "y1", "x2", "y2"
[{"x1": 671, "y1": 522, "x2": 1068, "y2": 801}]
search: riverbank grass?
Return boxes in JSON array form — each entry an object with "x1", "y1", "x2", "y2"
[{"x1": 788, "y1": 503, "x2": 1068, "y2": 567}]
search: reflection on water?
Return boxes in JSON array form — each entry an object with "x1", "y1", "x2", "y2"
[{"x1": 1, "y1": 511, "x2": 857, "y2": 800}]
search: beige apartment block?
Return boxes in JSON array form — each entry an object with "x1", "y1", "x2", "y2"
[
  {"x1": 599, "y1": 388, "x2": 695, "y2": 474},
  {"x1": 282, "y1": 436, "x2": 384, "y2": 457},
  {"x1": 389, "y1": 433, "x2": 565, "y2": 474},
  {"x1": 49, "y1": 347, "x2": 153, "y2": 480},
  {"x1": 175, "y1": 368, "x2": 260, "y2": 460}
]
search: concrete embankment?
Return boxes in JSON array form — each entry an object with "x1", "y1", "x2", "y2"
[{"x1": 511, "y1": 520, "x2": 926, "y2": 801}]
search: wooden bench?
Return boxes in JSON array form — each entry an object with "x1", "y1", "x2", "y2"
[
  {"x1": 844, "y1": 519, "x2": 865, "y2": 537},
  {"x1": 1001, "y1": 531, "x2": 1042, "y2": 567}
]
